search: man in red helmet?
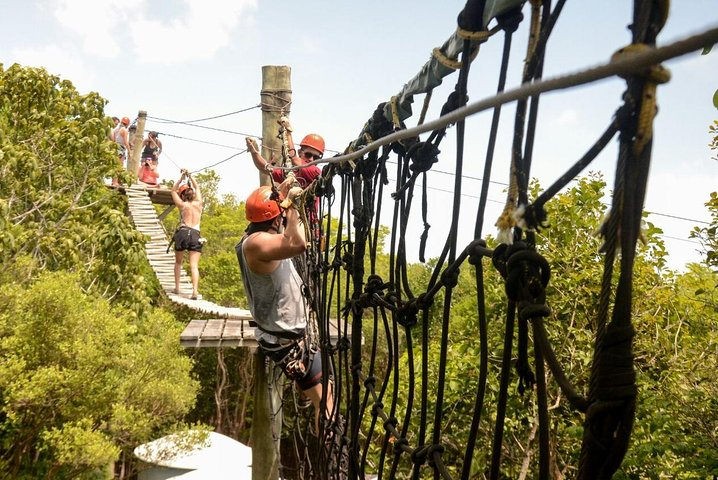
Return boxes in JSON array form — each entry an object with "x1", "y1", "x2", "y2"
[
  {"x1": 236, "y1": 180, "x2": 333, "y2": 432},
  {"x1": 245, "y1": 117, "x2": 322, "y2": 188},
  {"x1": 171, "y1": 169, "x2": 204, "y2": 300}
]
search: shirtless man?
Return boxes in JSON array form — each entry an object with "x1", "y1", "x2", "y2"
[{"x1": 171, "y1": 169, "x2": 203, "y2": 299}]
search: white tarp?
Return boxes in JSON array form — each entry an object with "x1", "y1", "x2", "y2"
[{"x1": 134, "y1": 430, "x2": 252, "y2": 480}]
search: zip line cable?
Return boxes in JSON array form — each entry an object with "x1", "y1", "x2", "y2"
[
  {"x1": 154, "y1": 131, "x2": 243, "y2": 150},
  {"x1": 191, "y1": 150, "x2": 247, "y2": 174},
  {"x1": 147, "y1": 104, "x2": 260, "y2": 124},
  {"x1": 390, "y1": 162, "x2": 709, "y2": 226},
  {"x1": 400, "y1": 178, "x2": 706, "y2": 243},
  {"x1": 147, "y1": 118, "x2": 260, "y2": 138}
]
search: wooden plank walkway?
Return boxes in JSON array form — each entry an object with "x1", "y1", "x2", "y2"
[
  {"x1": 125, "y1": 185, "x2": 256, "y2": 347},
  {"x1": 125, "y1": 184, "x2": 349, "y2": 349}
]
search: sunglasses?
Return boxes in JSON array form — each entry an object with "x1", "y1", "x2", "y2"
[{"x1": 301, "y1": 151, "x2": 322, "y2": 161}]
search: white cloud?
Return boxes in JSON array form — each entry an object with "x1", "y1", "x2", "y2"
[
  {"x1": 52, "y1": 0, "x2": 141, "y2": 57},
  {"x1": 49, "y1": 0, "x2": 256, "y2": 64},
  {"x1": 553, "y1": 108, "x2": 579, "y2": 127},
  {"x1": 128, "y1": 0, "x2": 256, "y2": 64},
  {"x1": 10, "y1": 44, "x2": 95, "y2": 91}
]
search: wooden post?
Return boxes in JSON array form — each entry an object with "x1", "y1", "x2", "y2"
[
  {"x1": 259, "y1": 66, "x2": 292, "y2": 186},
  {"x1": 252, "y1": 350, "x2": 280, "y2": 480},
  {"x1": 128, "y1": 110, "x2": 146, "y2": 177},
  {"x1": 252, "y1": 66, "x2": 291, "y2": 480}
]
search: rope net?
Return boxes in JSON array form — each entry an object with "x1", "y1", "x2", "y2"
[{"x1": 265, "y1": 0, "x2": 705, "y2": 478}]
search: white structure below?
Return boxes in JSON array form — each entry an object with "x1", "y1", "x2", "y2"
[{"x1": 134, "y1": 430, "x2": 252, "y2": 479}]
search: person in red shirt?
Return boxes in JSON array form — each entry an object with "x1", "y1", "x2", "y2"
[
  {"x1": 137, "y1": 157, "x2": 159, "y2": 187},
  {"x1": 245, "y1": 117, "x2": 323, "y2": 188}
]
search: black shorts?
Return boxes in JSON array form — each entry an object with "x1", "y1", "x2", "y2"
[{"x1": 173, "y1": 227, "x2": 203, "y2": 252}]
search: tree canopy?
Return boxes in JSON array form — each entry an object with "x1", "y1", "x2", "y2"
[{"x1": 0, "y1": 64, "x2": 199, "y2": 478}]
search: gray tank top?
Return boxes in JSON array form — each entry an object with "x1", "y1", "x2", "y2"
[{"x1": 236, "y1": 237, "x2": 307, "y2": 342}]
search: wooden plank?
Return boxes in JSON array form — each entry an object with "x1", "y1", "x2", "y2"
[
  {"x1": 201, "y1": 320, "x2": 226, "y2": 340},
  {"x1": 180, "y1": 320, "x2": 207, "y2": 341}
]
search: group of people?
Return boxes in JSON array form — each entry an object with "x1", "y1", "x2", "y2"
[
  {"x1": 239, "y1": 118, "x2": 329, "y2": 427},
  {"x1": 110, "y1": 115, "x2": 163, "y2": 187},
  {"x1": 140, "y1": 113, "x2": 331, "y2": 429}
]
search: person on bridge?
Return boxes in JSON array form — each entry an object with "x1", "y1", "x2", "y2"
[
  {"x1": 141, "y1": 131, "x2": 163, "y2": 163},
  {"x1": 110, "y1": 116, "x2": 132, "y2": 186},
  {"x1": 137, "y1": 157, "x2": 159, "y2": 187},
  {"x1": 236, "y1": 181, "x2": 332, "y2": 432},
  {"x1": 245, "y1": 117, "x2": 323, "y2": 189},
  {"x1": 171, "y1": 169, "x2": 203, "y2": 300}
]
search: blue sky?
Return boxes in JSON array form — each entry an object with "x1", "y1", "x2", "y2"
[{"x1": 1, "y1": 1, "x2": 717, "y2": 270}]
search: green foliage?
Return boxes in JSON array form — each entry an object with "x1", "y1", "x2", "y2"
[
  {"x1": 691, "y1": 191, "x2": 718, "y2": 269},
  {"x1": 0, "y1": 64, "x2": 205, "y2": 477},
  {"x1": 0, "y1": 63, "x2": 150, "y2": 313},
  {"x1": 0, "y1": 271, "x2": 198, "y2": 478},
  {"x1": 362, "y1": 173, "x2": 718, "y2": 478}
]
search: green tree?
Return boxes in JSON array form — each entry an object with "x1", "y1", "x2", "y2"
[
  {"x1": 0, "y1": 270, "x2": 198, "y2": 479},
  {"x1": 0, "y1": 63, "x2": 150, "y2": 313},
  {"x1": 690, "y1": 191, "x2": 718, "y2": 269},
  {"x1": 0, "y1": 64, "x2": 203, "y2": 478}
]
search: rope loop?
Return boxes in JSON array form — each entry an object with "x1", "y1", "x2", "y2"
[
  {"x1": 426, "y1": 443, "x2": 445, "y2": 468},
  {"x1": 408, "y1": 141, "x2": 440, "y2": 174},
  {"x1": 518, "y1": 302, "x2": 551, "y2": 322},
  {"x1": 397, "y1": 299, "x2": 419, "y2": 328},
  {"x1": 611, "y1": 43, "x2": 671, "y2": 155},
  {"x1": 371, "y1": 402, "x2": 384, "y2": 417},
  {"x1": 364, "y1": 375, "x2": 376, "y2": 389},
  {"x1": 369, "y1": 102, "x2": 395, "y2": 142},
  {"x1": 411, "y1": 445, "x2": 429, "y2": 466},
  {"x1": 352, "y1": 205, "x2": 372, "y2": 231},
  {"x1": 432, "y1": 46, "x2": 479, "y2": 70},
  {"x1": 365, "y1": 274, "x2": 388, "y2": 295},
  {"x1": 416, "y1": 292, "x2": 434, "y2": 310},
  {"x1": 440, "y1": 89, "x2": 470, "y2": 118},
  {"x1": 392, "y1": 437, "x2": 410, "y2": 455},
  {"x1": 456, "y1": 27, "x2": 492, "y2": 42},
  {"x1": 504, "y1": 242, "x2": 551, "y2": 302},
  {"x1": 337, "y1": 337, "x2": 352, "y2": 352},
  {"x1": 610, "y1": 44, "x2": 671, "y2": 84},
  {"x1": 314, "y1": 173, "x2": 335, "y2": 198},
  {"x1": 496, "y1": 8, "x2": 524, "y2": 34},
  {"x1": 491, "y1": 243, "x2": 510, "y2": 279},
  {"x1": 519, "y1": 202, "x2": 549, "y2": 232},
  {"x1": 440, "y1": 267, "x2": 460, "y2": 289},
  {"x1": 384, "y1": 416, "x2": 398, "y2": 434},
  {"x1": 467, "y1": 238, "x2": 492, "y2": 265}
]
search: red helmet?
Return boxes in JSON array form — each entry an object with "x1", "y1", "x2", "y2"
[
  {"x1": 121, "y1": 116, "x2": 130, "y2": 126},
  {"x1": 245, "y1": 186, "x2": 281, "y2": 223},
  {"x1": 178, "y1": 184, "x2": 190, "y2": 195},
  {"x1": 299, "y1": 133, "x2": 325, "y2": 155}
]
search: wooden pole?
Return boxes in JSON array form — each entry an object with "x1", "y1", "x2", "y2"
[
  {"x1": 251, "y1": 66, "x2": 291, "y2": 480},
  {"x1": 258, "y1": 66, "x2": 292, "y2": 186},
  {"x1": 128, "y1": 110, "x2": 146, "y2": 176}
]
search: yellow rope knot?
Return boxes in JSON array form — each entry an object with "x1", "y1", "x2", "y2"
[
  {"x1": 611, "y1": 43, "x2": 671, "y2": 156},
  {"x1": 456, "y1": 27, "x2": 493, "y2": 43},
  {"x1": 495, "y1": 165, "x2": 520, "y2": 244},
  {"x1": 390, "y1": 96, "x2": 402, "y2": 130},
  {"x1": 432, "y1": 46, "x2": 480, "y2": 70}
]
